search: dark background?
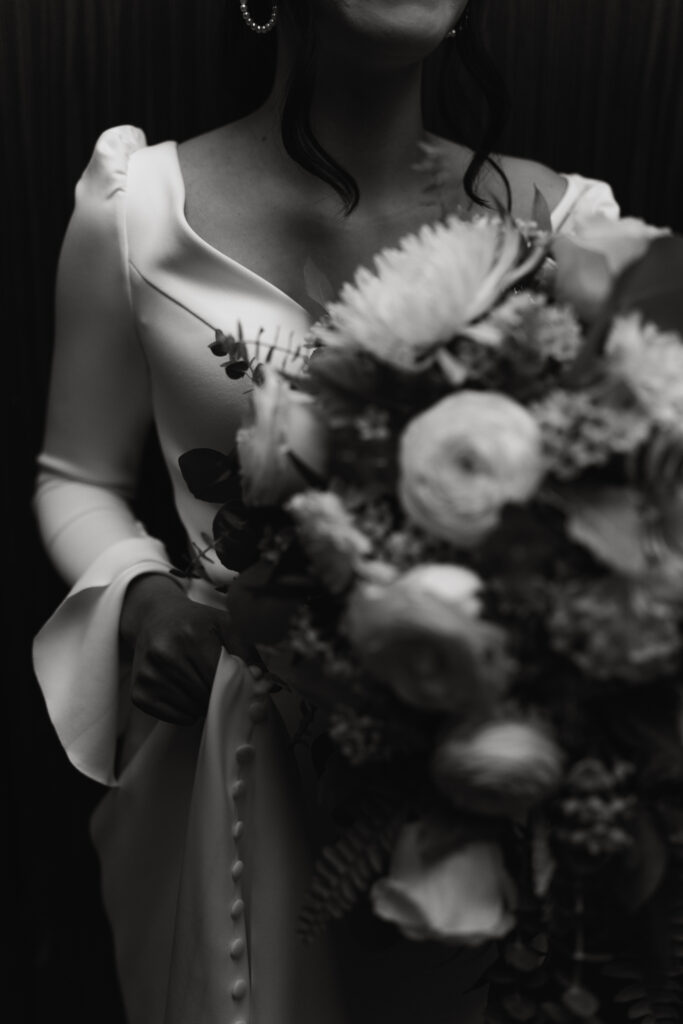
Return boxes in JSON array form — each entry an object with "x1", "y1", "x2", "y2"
[{"x1": 3, "y1": 1, "x2": 682, "y2": 1020}]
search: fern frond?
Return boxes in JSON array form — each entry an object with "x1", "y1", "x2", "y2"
[{"x1": 298, "y1": 792, "x2": 409, "y2": 941}]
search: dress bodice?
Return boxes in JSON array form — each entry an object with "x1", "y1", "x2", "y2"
[{"x1": 35, "y1": 125, "x2": 620, "y2": 591}]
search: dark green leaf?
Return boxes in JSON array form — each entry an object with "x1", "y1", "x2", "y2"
[
  {"x1": 626, "y1": 1001, "x2": 653, "y2": 1020},
  {"x1": 286, "y1": 450, "x2": 327, "y2": 487},
  {"x1": 500, "y1": 992, "x2": 537, "y2": 1021},
  {"x1": 212, "y1": 502, "x2": 259, "y2": 572},
  {"x1": 612, "y1": 808, "x2": 668, "y2": 912},
  {"x1": 532, "y1": 186, "x2": 553, "y2": 232},
  {"x1": 612, "y1": 235, "x2": 683, "y2": 333},
  {"x1": 614, "y1": 985, "x2": 647, "y2": 1003},
  {"x1": 540, "y1": 1002, "x2": 580, "y2": 1024},
  {"x1": 561, "y1": 986, "x2": 600, "y2": 1018},
  {"x1": 567, "y1": 234, "x2": 683, "y2": 385},
  {"x1": 178, "y1": 448, "x2": 240, "y2": 503},
  {"x1": 504, "y1": 941, "x2": 545, "y2": 972}
]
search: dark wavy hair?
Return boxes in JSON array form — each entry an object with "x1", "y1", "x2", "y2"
[{"x1": 278, "y1": 0, "x2": 511, "y2": 214}]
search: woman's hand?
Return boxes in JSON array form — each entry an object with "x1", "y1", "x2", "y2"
[{"x1": 120, "y1": 574, "x2": 257, "y2": 725}]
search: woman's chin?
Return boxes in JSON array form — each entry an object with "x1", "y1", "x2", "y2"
[{"x1": 314, "y1": 0, "x2": 458, "y2": 64}]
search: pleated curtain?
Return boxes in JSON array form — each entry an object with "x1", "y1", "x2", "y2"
[{"x1": 3, "y1": 2, "x2": 682, "y2": 1022}]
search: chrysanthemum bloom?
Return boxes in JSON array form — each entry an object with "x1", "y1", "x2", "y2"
[
  {"x1": 399, "y1": 391, "x2": 544, "y2": 547},
  {"x1": 287, "y1": 490, "x2": 394, "y2": 593},
  {"x1": 237, "y1": 367, "x2": 329, "y2": 505},
  {"x1": 432, "y1": 720, "x2": 564, "y2": 818},
  {"x1": 343, "y1": 564, "x2": 511, "y2": 715},
  {"x1": 605, "y1": 314, "x2": 683, "y2": 427},
  {"x1": 371, "y1": 824, "x2": 515, "y2": 945},
  {"x1": 312, "y1": 215, "x2": 544, "y2": 372}
]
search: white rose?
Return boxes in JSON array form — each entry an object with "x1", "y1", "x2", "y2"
[
  {"x1": 399, "y1": 391, "x2": 544, "y2": 547},
  {"x1": 371, "y1": 824, "x2": 516, "y2": 945},
  {"x1": 553, "y1": 215, "x2": 668, "y2": 321},
  {"x1": 237, "y1": 367, "x2": 329, "y2": 506}
]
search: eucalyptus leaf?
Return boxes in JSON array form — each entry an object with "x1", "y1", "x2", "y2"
[
  {"x1": 532, "y1": 187, "x2": 553, "y2": 233},
  {"x1": 208, "y1": 329, "x2": 235, "y2": 356}
]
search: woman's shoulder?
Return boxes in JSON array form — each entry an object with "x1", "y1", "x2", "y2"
[
  {"x1": 496, "y1": 154, "x2": 568, "y2": 219},
  {"x1": 427, "y1": 138, "x2": 618, "y2": 227},
  {"x1": 175, "y1": 119, "x2": 269, "y2": 198},
  {"x1": 77, "y1": 125, "x2": 149, "y2": 199}
]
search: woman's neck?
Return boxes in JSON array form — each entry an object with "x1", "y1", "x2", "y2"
[{"x1": 253, "y1": 32, "x2": 430, "y2": 206}]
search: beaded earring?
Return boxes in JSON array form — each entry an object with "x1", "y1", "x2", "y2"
[
  {"x1": 239, "y1": 0, "x2": 278, "y2": 34},
  {"x1": 447, "y1": 3, "x2": 471, "y2": 38}
]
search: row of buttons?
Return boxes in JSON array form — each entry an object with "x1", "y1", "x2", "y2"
[{"x1": 228, "y1": 668, "x2": 272, "y2": 1024}]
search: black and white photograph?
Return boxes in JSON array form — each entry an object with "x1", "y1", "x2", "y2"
[{"x1": 5, "y1": 1, "x2": 683, "y2": 1022}]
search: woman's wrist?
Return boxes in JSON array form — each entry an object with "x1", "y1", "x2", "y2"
[{"x1": 120, "y1": 572, "x2": 187, "y2": 650}]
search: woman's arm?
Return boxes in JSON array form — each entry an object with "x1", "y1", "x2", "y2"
[
  {"x1": 33, "y1": 127, "x2": 251, "y2": 740},
  {"x1": 34, "y1": 127, "x2": 158, "y2": 583}
]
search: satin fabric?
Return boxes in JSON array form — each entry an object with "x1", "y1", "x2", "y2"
[{"x1": 33, "y1": 126, "x2": 620, "y2": 1024}]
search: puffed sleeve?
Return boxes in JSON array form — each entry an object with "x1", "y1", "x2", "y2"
[
  {"x1": 33, "y1": 126, "x2": 184, "y2": 785},
  {"x1": 551, "y1": 173, "x2": 621, "y2": 234}
]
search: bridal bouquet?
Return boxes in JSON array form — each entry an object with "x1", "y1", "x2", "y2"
[{"x1": 180, "y1": 205, "x2": 683, "y2": 1024}]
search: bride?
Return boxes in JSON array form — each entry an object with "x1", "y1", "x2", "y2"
[{"x1": 33, "y1": 1, "x2": 621, "y2": 1021}]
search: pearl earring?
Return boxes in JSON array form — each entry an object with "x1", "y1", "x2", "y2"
[{"x1": 239, "y1": 0, "x2": 278, "y2": 34}]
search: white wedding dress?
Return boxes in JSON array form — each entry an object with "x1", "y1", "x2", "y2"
[{"x1": 33, "y1": 126, "x2": 620, "y2": 1024}]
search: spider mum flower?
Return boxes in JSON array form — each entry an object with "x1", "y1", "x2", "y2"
[
  {"x1": 399, "y1": 391, "x2": 544, "y2": 547},
  {"x1": 312, "y1": 216, "x2": 544, "y2": 372},
  {"x1": 605, "y1": 314, "x2": 683, "y2": 427}
]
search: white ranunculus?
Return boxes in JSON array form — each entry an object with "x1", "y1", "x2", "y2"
[
  {"x1": 237, "y1": 367, "x2": 329, "y2": 506},
  {"x1": 399, "y1": 391, "x2": 544, "y2": 547},
  {"x1": 343, "y1": 564, "x2": 511, "y2": 716},
  {"x1": 371, "y1": 824, "x2": 516, "y2": 945},
  {"x1": 312, "y1": 216, "x2": 544, "y2": 372}
]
